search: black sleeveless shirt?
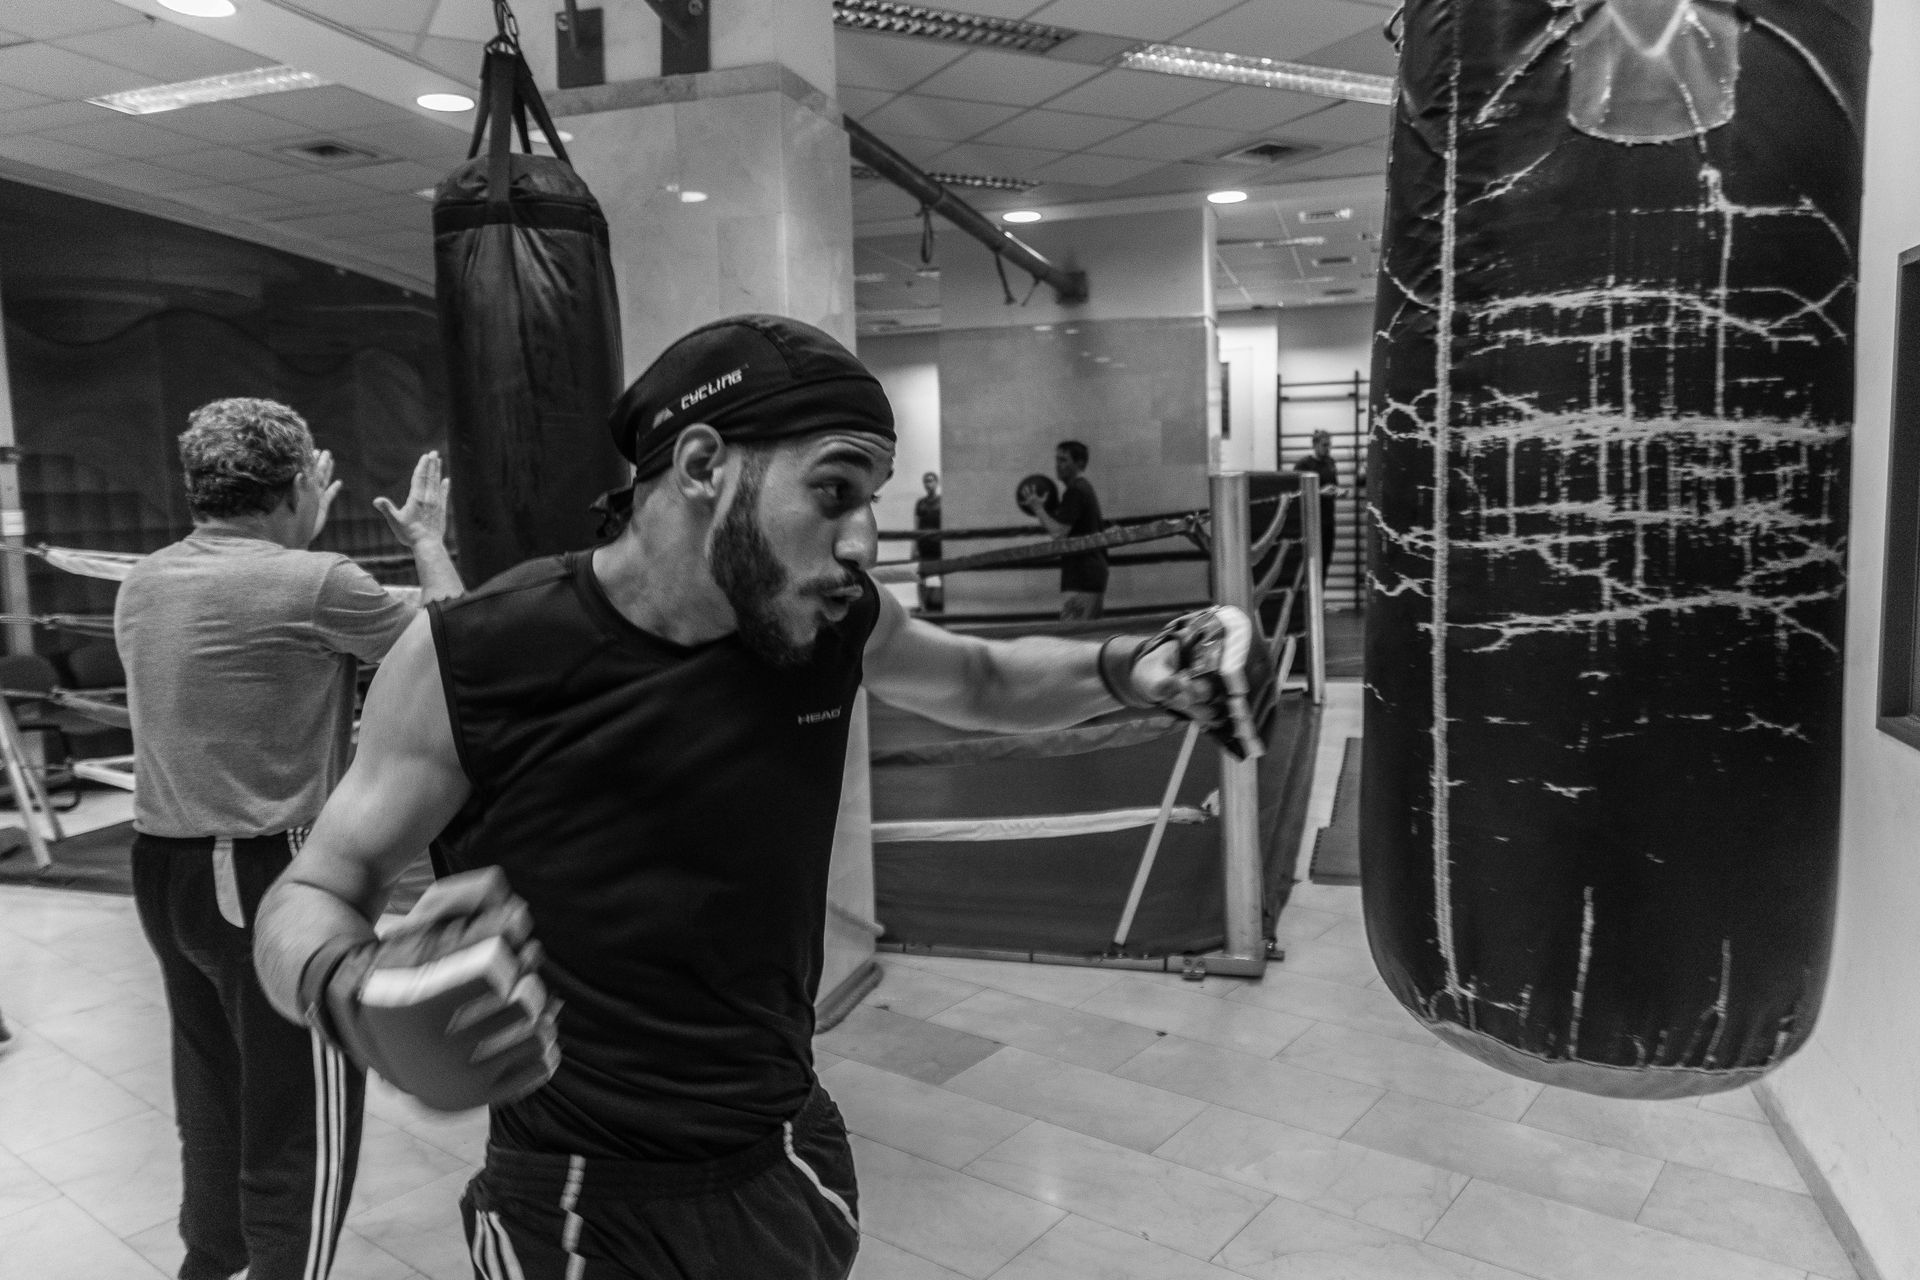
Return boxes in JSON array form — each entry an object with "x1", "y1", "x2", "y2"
[{"x1": 428, "y1": 552, "x2": 879, "y2": 1160}]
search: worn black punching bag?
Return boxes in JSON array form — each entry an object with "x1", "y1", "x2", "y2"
[
  {"x1": 433, "y1": 37, "x2": 626, "y2": 586},
  {"x1": 1363, "y1": 0, "x2": 1869, "y2": 1097}
]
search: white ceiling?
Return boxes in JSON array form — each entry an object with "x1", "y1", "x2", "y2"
[{"x1": 0, "y1": 0, "x2": 1396, "y2": 320}]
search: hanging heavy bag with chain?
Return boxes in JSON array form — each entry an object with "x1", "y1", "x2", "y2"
[{"x1": 433, "y1": 16, "x2": 626, "y2": 587}]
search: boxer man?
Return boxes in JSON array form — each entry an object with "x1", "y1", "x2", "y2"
[
  {"x1": 118, "y1": 397, "x2": 462, "y2": 1280},
  {"x1": 253, "y1": 316, "x2": 1266, "y2": 1280}
]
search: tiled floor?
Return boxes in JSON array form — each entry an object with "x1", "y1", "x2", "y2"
[{"x1": 0, "y1": 684, "x2": 1867, "y2": 1280}]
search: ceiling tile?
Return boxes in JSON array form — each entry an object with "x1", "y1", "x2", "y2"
[
  {"x1": 1302, "y1": 27, "x2": 1401, "y2": 77},
  {"x1": 851, "y1": 183, "x2": 926, "y2": 223},
  {"x1": 0, "y1": 44, "x2": 154, "y2": 100},
  {"x1": 161, "y1": 146, "x2": 306, "y2": 184},
  {"x1": 357, "y1": 27, "x2": 427, "y2": 57},
  {"x1": 867, "y1": 132, "x2": 950, "y2": 167},
  {"x1": 416, "y1": 36, "x2": 486, "y2": 80},
  {"x1": 860, "y1": 94, "x2": 1022, "y2": 144},
  {"x1": 934, "y1": 0, "x2": 1055, "y2": 16},
  {"x1": 1029, "y1": 152, "x2": 1166, "y2": 188},
  {"x1": 317, "y1": 0, "x2": 439, "y2": 33},
  {"x1": 266, "y1": 210, "x2": 389, "y2": 239},
  {"x1": 251, "y1": 85, "x2": 415, "y2": 134},
  {"x1": 0, "y1": 0, "x2": 146, "y2": 42},
  {"x1": 0, "y1": 133, "x2": 115, "y2": 171},
  {"x1": 0, "y1": 85, "x2": 48, "y2": 114},
  {"x1": 1179, "y1": 0, "x2": 1388, "y2": 61},
  {"x1": 342, "y1": 159, "x2": 454, "y2": 194},
  {"x1": 1162, "y1": 85, "x2": 1331, "y2": 132},
  {"x1": 834, "y1": 31, "x2": 966, "y2": 94},
  {"x1": 926, "y1": 142, "x2": 1066, "y2": 178},
  {"x1": 972, "y1": 108, "x2": 1134, "y2": 152},
  {"x1": 172, "y1": 184, "x2": 296, "y2": 216},
  {"x1": 125, "y1": 102, "x2": 306, "y2": 147},
  {"x1": 71, "y1": 156, "x2": 209, "y2": 194},
  {"x1": 38, "y1": 119, "x2": 202, "y2": 160},
  {"x1": 247, "y1": 171, "x2": 380, "y2": 207},
  {"x1": 426, "y1": 0, "x2": 500, "y2": 42},
  {"x1": 337, "y1": 119, "x2": 470, "y2": 165},
  {"x1": 0, "y1": 100, "x2": 104, "y2": 136},
  {"x1": 835, "y1": 86, "x2": 895, "y2": 119},
  {"x1": 359, "y1": 228, "x2": 434, "y2": 254},
  {"x1": 1038, "y1": 68, "x2": 1225, "y2": 121},
  {"x1": 909, "y1": 49, "x2": 1101, "y2": 108},
  {"x1": 1088, "y1": 120, "x2": 1242, "y2": 162},
  {"x1": 1271, "y1": 144, "x2": 1388, "y2": 181},
  {"x1": 1273, "y1": 101, "x2": 1391, "y2": 146},
  {"x1": 1027, "y1": 0, "x2": 1242, "y2": 41},
  {"x1": 55, "y1": 20, "x2": 264, "y2": 82}
]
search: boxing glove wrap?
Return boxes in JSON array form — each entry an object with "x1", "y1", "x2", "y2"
[{"x1": 1098, "y1": 606, "x2": 1275, "y2": 760}]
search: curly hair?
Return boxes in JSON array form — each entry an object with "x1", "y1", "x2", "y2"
[{"x1": 179, "y1": 398, "x2": 313, "y2": 520}]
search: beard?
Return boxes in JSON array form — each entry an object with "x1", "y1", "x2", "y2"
[{"x1": 709, "y1": 459, "x2": 823, "y2": 670}]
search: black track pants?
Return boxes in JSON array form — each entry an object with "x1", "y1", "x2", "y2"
[
  {"x1": 461, "y1": 1085, "x2": 860, "y2": 1279},
  {"x1": 133, "y1": 831, "x2": 364, "y2": 1280}
]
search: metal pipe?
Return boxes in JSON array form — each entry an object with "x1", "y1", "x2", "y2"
[
  {"x1": 843, "y1": 116, "x2": 1088, "y2": 304},
  {"x1": 1300, "y1": 473, "x2": 1328, "y2": 704},
  {"x1": 1209, "y1": 471, "x2": 1267, "y2": 975}
]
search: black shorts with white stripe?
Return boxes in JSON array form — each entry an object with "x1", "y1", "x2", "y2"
[{"x1": 459, "y1": 1083, "x2": 859, "y2": 1280}]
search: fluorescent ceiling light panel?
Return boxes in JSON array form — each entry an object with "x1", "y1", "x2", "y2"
[
  {"x1": 1119, "y1": 44, "x2": 1394, "y2": 106},
  {"x1": 851, "y1": 164, "x2": 1038, "y2": 192},
  {"x1": 90, "y1": 65, "x2": 328, "y2": 115},
  {"x1": 160, "y1": 0, "x2": 238, "y2": 15},
  {"x1": 831, "y1": 0, "x2": 1073, "y2": 53}
]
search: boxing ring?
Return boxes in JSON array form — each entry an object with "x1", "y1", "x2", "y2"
[{"x1": 860, "y1": 472, "x2": 1329, "y2": 980}]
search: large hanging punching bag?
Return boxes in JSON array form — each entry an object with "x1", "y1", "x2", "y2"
[
  {"x1": 433, "y1": 19, "x2": 626, "y2": 586},
  {"x1": 1362, "y1": 0, "x2": 1870, "y2": 1098}
]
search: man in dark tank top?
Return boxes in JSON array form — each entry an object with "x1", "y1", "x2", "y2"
[{"x1": 252, "y1": 315, "x2": 1264, "y2": 1280}]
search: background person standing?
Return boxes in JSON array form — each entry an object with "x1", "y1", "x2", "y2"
[
  {"x1": 1293, "y1": 429, "x2": 1340, "y2": 575},
  {"x1": 1021, "y1": 440, "x2": 1108, "y2": 620},
  {"x1": 914, "y1": 470, "x2": 944, "y2": 613},
  {"x1": 116, "y1": 397, "x2": 463, "y2": 1280}
]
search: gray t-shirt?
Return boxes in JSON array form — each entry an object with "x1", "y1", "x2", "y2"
[{"x1": 114, "y1": 528, "x2": 417, "y2": 838}]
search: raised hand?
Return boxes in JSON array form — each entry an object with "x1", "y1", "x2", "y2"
[{"x1": 374, "y1": 451, "x2": 452, "y2": 547}]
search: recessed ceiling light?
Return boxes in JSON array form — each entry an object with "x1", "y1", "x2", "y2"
[
  {"x1": 1207, "y1": 190, "x2": 1249, "y2": 204},
  {"x1": 90, "y1": 65, "x2": 326, "y2": 115},
  {"x1": 413, "y1": 187, "x2": 437, "y2": 199},
  {"x1": 160, "y1": 0, "x2": 238, "y2": 15},
  {"x1": 417, "y1": 92, "x2": 475, "y2": 112},
  {"x1": 1001, "y1": 210, "x2": 1042, "y2": 224},
  {"x1": 679, "y1": 190, "x2": 708, "y2": 203}
]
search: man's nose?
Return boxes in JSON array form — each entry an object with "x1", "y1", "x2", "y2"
[{"x1": 836, "y1": 504, "x2": 879, "y2": 571}]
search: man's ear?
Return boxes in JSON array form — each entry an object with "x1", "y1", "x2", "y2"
[{"x1": 671, "y1": 425, "x2": 727, "y2": 502}]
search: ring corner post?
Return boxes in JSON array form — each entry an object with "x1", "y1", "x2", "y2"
[{"x1": 1208, "y1": 470, "x2": 1266, "y2": 976}]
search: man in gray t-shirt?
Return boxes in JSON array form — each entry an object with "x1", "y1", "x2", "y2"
[{"x1": 114, "y1": 398, "x2": 463, "y2": 1280}]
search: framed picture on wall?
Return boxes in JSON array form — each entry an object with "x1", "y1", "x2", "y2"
[{"x1": 1878, "y1": 243, "x2": 1920, "y2": 748}]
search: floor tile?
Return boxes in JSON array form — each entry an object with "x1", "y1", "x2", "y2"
[
  {"x1": 822, "y1": 1057, "x2": 1032, "y2": 1169},
  {"x1": 16, "y1": 1108, "x2": 180, "y2": 1238},
  {"x1": 944, "y1": 1046, "x2": 1207, "y2": 1152},
  {"x1": 27, "y1": 991, "x2": 171, "y2": 1078},
  {"x1": 852, "y1": 1134, "x2": 1063, "y2": 1279},
  {"x1": 886, "y1": 952, "x2": 1126, "y2": 1008},
  {"x1": 1271, "y1": 903, "x2": 1346, "y2": 949},
  {"x1": 1116, "y1": 1035, "x2": 1383, "y2": 1139},
  {"x1": 0, "y1": 1195, "x2": 168, "y2": 1279},
  {"x1": 1268, "y1": 937, "x2": 1382, "y2": 987},
  {"x1": 1215, "y1": 1191, "x2": 1532, "y2": 1280},
  {"x1": 366, "y1": 1078, "x2": 489, "y2": 1163},
  {"x1": 965, "y1": 1120, "x2": 1272, "y2": 1261},
  {"x1": 1226, "y1": 968, "x2": 1439, "y2": 1048},
  {"x1": 37, "y1": 916, "x2": 163, "y2": 979},
  {"x1": 816, "y1": 1048, "x2": 847, "y2": 1073},
  {"x1": 1695, "y1": 1086, "x2": 1769, "y2": 1125},
  {"x1": 0, "y1": 1143, "x2": 59, "y2": 1223},
  {"x1": 1284, "y1": 882, "x2": 1366, "y2": 919},
  {"x1": 1278, "y1": 1023, "x2": 1543, "y2": 1120},
  {"x1": 347, "y1": 1168, "x2": 475, "y2": 1280},
  {"x1": 930, "y1": 987, "x2": 1161, "y2": 1071},
  {"x1": 1316, "y1": 915, "x2": 1372, "y2": 952},
  {"x1": 1635, "y1": 1162, "x2": 1857, "y2": 1276},
  {"x1": 849, "y1": 1235, "x2": 972, "y2": 1280},
  {"x1": 1156, "y1": 1104, "x2": 1468, "y2": 1239},
  {"x1": 349, "y1": 1116, "x2": 478, "y2": 1219},
  {"x1": 1342, "y1": 1090, "x2": 1662, "y2": 1221},
  {"x1": 817, "y1": 1004, "x2": 1003, "y2": 1085},
  {"x1": 1426, "y1": 1179, "x2": 1806, "y2": 1280},
  {"x1": 1078, "y1": 977, "x2": 1313, "y2": 1058},
  {"x1": 0, "y1": 1039, "x2": 151, "y2": 1154},
  {"x1": 0, "y1": 947, "x2": 139, "y2": 1025},
  {"x1": 868, "y1": 960, "x2": 985, "y2": 1020},
  {"x1": 110, "y1": 1055, "x2": 177, "y2": 1118},
  {"x1": 1521, "y1": 1086, "x2": 1804, "y2": 1192},
  {"x1": 993, "y1": 1213, "x2": 1249, "y2": 1279}
]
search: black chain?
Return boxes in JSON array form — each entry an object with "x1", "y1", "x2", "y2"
[{"x1": 493, "y1": 0, "x2": 521, "y2": 47}]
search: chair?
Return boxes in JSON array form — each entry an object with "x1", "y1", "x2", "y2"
[{"x1": 0, "y1": 653, "x2": 80, "y2": 812}]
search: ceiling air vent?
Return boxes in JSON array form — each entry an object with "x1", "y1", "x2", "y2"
[
  {"x1": 271, "y1": 139, "x2": 390, "y2": 170},
  {"x1": 1217, "y1": 139, "x2": 1315, "y2": 166},
  {"x1": 1323, "y1": 286, "x2": 1361, "y2": 296},
  {"x1": 1299, "y1": 206, "x2": 1355, "y2": 224},
  {"x1": 1316, "y1": 255, "x2": 1355, "y2": 266}
]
